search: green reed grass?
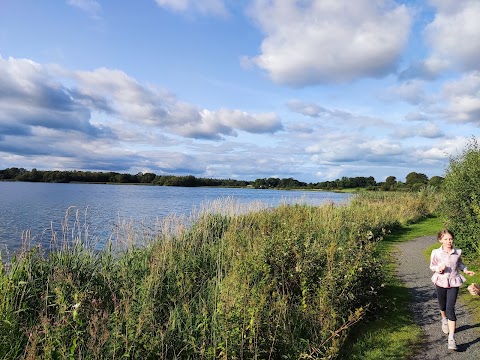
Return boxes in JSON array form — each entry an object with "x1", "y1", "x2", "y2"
[{"x1": 0, "y1": 192, "x2": 438, "y2": 359}]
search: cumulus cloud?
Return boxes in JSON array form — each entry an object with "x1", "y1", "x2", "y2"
[
  {"x1": 424, "y1": 0, "x2": 480, "y2": 72},
  {"x1": 154, "y1": 0, "x2": 228, "y2": 17},
  {"x1": 286, "y1": 122, "x2": 315, "y2": 134},
  {"x1": 381, "y1": 80, "x2": 426, "y2": 105},
  {"x1": 0, "y1": 55, "x2": 284, "y2": 175},
  {"x1": 287, "y1": 100, "x2": 328, "y2": 118},
  {"x1": 405, "y1": 111, "x2": 431, "y2": 122},
  {"x1": 67, "y1": 0, "x2": 102, "y2": 18},
  {"x1": 0, "y1": 57, "x2": 283, "y2": 176},
  {"x1": 288, "y1": 100, "x2": 351, "y2": 120},
  {"x1": 360, "y1": 139, "x2": 403, "y2": 157},
  {"x1": 0, "y1": 56, "x2": 108, "y2": 137},
  {"x1": 413, "y1": 135, "x2": 470, "y2": 164},
  {"x1": 392, "y1": 122, "x2": 443, "y2": 139},
  {"x1": 67, "y1": 67, "x2": 283, "y2": 139},
  {"x1": 398, "y1": 58, "x2": 450, "y2": 81},
  {"x1": 246, "y1": 0, "x2": 411, "y2": 86},
  {"x1": 304, "y1": 131, "x2": 418, "y2": 173},
  {"x1": 401, "y1": 1, "x2": 480, "y2": 80},
  {"x1": 435, "y1": 71, "x2": 480, "y2": 124},
  {"x1": 287, "y1": 99, "x2": 388, "y2": 129},
  {"x1": 306, "y1": 134, "x2": 365, "y2": 162}
]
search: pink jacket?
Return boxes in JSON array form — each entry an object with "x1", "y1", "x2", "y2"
[{"x1": 430, "y1": 246, "x2": 467, "y2": 288}]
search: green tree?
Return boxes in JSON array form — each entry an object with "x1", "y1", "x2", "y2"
[
  {"x1": 253, "y1": 178, "x2": 267, "y2": 189},
  {"x1": 164, "y1": 175, "x2": 198, "y2": 187},
  {"x1": 381, "y1": 176, "x2": 397, "y2": 191},
  {"x1": 139, "y1": 172, "x2": 156, "y2": 183},
  {"x1": 428, "y1": 175, "x2": 444, "y2": 188},
  {"x1": 405, "y1": 172, "x2": 429, "y2": 190},
  {"x1": 0, "y1": 167, "x2": 27, "y2": 180},
  {"x1": 266, "y1": 177, "x2": 280, "y2": 188},
  {"x1": 278, "y1": 177, "x2": 305, "y2": 188},
  {"x1": 441, "y1": 137, "x2": 480, "y2": 258}
]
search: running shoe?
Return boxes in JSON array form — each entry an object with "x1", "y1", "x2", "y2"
[
  {"x1": 448, "y1": 338, "x2": 457, "y2": 351},
  {"x1": 442, "y1": 319, "x2": 448, "y2": 334}
]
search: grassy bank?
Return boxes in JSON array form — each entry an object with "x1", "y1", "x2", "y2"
[{"x1": 0, "y1": 191, "x2": 438, "y2": 359}]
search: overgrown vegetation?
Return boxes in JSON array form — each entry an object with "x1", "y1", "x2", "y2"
[
  {"x1": 0, "y1": 191, "x2": 438, "y2": 359},
  {"x1": 440, "y1": 137, "x2": 480, "y2": 263}
]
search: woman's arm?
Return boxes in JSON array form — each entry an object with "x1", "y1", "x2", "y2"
[
  {"x1": 458, "y1": 255, "x2": 475, "y2": 276},
  {"x1": 468, "y1": 283, "x2": 480, "y2": 296},
  {"x1": 430, "y1": 250, "x2": 445, "y2": 273}
]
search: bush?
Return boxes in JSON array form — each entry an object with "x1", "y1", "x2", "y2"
[{"x1": 441, "y1": 137, "x2": 480, "y2": 260}]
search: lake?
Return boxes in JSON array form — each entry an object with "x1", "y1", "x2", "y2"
[{"x1": 0, "y1": 181, "x2": 351, "y2": 254}]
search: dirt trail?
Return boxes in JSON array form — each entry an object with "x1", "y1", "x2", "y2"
[{"x1": 395, "y1": 235, "x2": 480, "y2": 359}]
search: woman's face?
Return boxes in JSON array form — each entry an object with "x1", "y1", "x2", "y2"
[{"x1": 439, "y1": 233, "x2": 454, "y2": 250}]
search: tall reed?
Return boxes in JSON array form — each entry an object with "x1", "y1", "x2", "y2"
[{"x1": 0, "y1": 191, "x2": 437, "y2": 359}]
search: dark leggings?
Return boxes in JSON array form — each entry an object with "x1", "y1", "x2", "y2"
[{"x1": 435, "y1": 285, "x2": 459, "y2": 321}]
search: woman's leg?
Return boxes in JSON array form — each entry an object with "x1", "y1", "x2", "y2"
[
  {"x1": 435, "y1": 285, "x2": 447, "y2": 312},
  {"x1": 435, "y1": 285, "x2": 449, "y2": 333},
  {"x1": 446, "y1": 287, "x2": 459, "y2": 337},
  {"x1": 435, "y1": 285, "x2": 448, "y2": 319}
]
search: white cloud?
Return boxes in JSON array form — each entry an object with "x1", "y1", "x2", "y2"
[
  {"x1": 154, "y1": 0, "x2": 228, "y2": 17},
  {"x1": 0, "y1": 56, "x2": 105, "y2": 137},
  {"x1": 438, "y1": 71, "x2": 480, "y2": 124},
  {"x1": 246, "y1": 0, "x2": 411, "y2": 86},
  {"x1": 72, "y1": 68, "x2": 284, "y2": 139},
  {"x1": 424, "y1": 0, "x2": 480, "y2": 72},
  {"x1": 66, "y1": 0, "x2": 102, "y2": 18},
  {"x1": 400, "y1": 72, "x2": 480, "y2": 127},
  {"x1": 393, "y1": 122, "x2": 443, "y2": 139},
  {"x1": 287, "y1": 100, "x2": 328, "y2": 117},
  {"x1": 405, "y1": 111, "x2": 431, "y2": 122},
  {"x1": 315, "y1": 167, "x2": 344, "y2": 181},
  {"x1": 382, "y1": 80, "x2": 426, "y2": 105},
  {"x1": 414, "y1": 135, "x2": 470, "y2": 163},
  {"x1": 416, "y1": 122, "x2": 444, "y2": 138},
  {"x1": 360, "y1": 139, "x2": 402, "y2": 156},
  {"x1": 306, "y1": 134, "x2": 365, "y2": 162},
  {"x1": 287, "y1": 99, "x2": 388, "y2": 130},
  {"x1": 0, "y1": 55, "x2": 283, "y2": 153}
]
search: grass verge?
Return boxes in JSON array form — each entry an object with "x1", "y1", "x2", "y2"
[{"x1": 339, "y1": 214, "x2": 444, "y2": 359}]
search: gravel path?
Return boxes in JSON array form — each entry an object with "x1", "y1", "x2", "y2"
[{"x1": 395, "y1": 236, "x2": 480, "y2": 359}]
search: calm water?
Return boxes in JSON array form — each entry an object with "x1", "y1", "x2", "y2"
[{"x1": 0, "y1": 182, "x2": 350, "y2": 254}]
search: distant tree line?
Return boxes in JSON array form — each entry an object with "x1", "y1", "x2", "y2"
[
  {"x1": 0, "y1": 167, "x2": 444, "y2": 191},
  {"x1": 0, "y1": 168, "x2": 249, "y2": 188},
  {"x1": 312, "y1": 173, "x2": 444, "y2": 192}
]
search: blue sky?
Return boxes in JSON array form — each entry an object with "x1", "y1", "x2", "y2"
[{"x1": 1, "y1": 0, "x2": 479, "y2": 183}]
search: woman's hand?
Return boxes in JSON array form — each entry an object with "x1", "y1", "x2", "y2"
[
  {"x1": 468, "y1": 283, "x2": 480, "y2": 296},
  {"x1": 465, "y1": 270, "x2": 475, "y2": 276},
  {"x1": 438, "y1": 263, "x2": 446, "y2": 273}
]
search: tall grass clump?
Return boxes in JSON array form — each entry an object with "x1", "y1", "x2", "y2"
[{"x1": 0, "y1": 191, "x2": 437, "y2": 359}]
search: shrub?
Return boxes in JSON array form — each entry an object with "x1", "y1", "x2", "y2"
[{"x1": 441, "y1": 137, "x2": 480, "y2": 260}]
